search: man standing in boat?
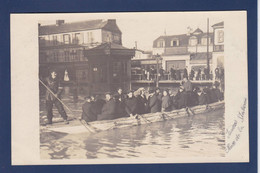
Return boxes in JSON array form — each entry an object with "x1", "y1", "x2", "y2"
[
  {"x1": 45, "y1": 69, "x2": 69, "y2": 125},
  {"x1": 182, "y1": 77, "x2": 193, "y2": 108},
  {"x1": 148, "y1": 89, "x2": 161, "y2": 113}
]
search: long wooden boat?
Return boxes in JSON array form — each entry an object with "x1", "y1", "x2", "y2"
[{"x1": 42, "y1": 101, "x2": 224, "y2": 134}]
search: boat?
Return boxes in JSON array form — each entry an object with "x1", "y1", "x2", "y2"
[{"x1": 41, "y1": 101, "x2": 224, "y2": 134}]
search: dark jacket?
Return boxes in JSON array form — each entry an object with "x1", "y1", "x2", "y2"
[
  {"x1": 148, "y1": 94, "x2": 161, "y2": 113},
  {"x1": 97, "y1": 99, "x2": 116, "y2": 120},
  {"x1": 198, "y1": 93, "x2": 208, "y2": 105},
  {"x1": 162, "y1": 95, "x2": 172, "y2": 111},
  {"x1": 174, "y1": 91, "x2": 186, "y2": 109},
  {"x1": 136, "y1": 95, "x2": 148, "y2": 114},
  {"x1": 82, "y1": 102, "x2": 96, "y2": 122},
  {"x1": 125, "y1": 97, "x2": 138, "y2": 116},
  {"x1": 210, "y1": 88, "x2": 223, "y2": 102},
  {"x1": 114, "y1": 94, "x2": 127, "y2": 118},
  {"x1": 45, "y1": 76, "x2": 62, "y2": 101}
]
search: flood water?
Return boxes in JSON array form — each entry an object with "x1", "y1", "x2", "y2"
[{"x1": 40, "y1": 108, "x2": 225, "y2": 159}]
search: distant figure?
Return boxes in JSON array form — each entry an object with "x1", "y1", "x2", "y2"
[
  {"x1": 148, "y1": 89, "x2": 161, "y2": 113},
  {"x1": 45, "y1": 70, "x2": 68, "y2": 125},
  {"x1": 81, "y1": 96, "x2": 97, "y2": 122},
  {"x1": 159, "y1": 67, "x2": 164, "y2": 81},
  {"x1": 146, "y1": 67, "x2": 150, "y2": 80},
  {"x1": 183, "y1": 66, "x2": 188, "y2": 79},
  {"x1": 196, "y1": 68, "x2": 201, "y2": 80},
  {"x1": 170, "y1": 67, "x2": 175, "y2": 80},
  {"x1": 176, "y1": 68, "x2": 181, "y2": 80},
  {"x1": 201, "y1": 68, "x2": 205, "y2": 80},
  {"x1": 97, "y1": 92, "x2": 116, "y2": 121},
  {"x1": 190, "y1": 69, "x2": 195, "y2": 80},
  {"x1": 64, "y1": 69, "x2": 70, "y2": 81},
  {"x1": 141, "y1": 68, "x2": 146, "y2": 80},
  {"x1": 161, "y1": 90, "x2": 172, "y2": 112},
  {"x1": 125, "y1": 90, "x2": 138, "y2": 117},
  {"x1": 215, "y1": 67, "x2": 220, "y2": 80}
]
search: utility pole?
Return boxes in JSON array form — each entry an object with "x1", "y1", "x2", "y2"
[
  {"x1": 206, "y1": 18, "x2": 210, "y2": 80},
  {"x1": 156, "y1": 53, "x2": 160, "y2": 87}
]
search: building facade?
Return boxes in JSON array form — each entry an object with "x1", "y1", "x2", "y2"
[
  {"x1": 39, "y1": 19, "x2": 134, "y2": 95},
  {"x1": 212, "y1": 21, "x2": 224, "y2": 79},
  {"x1": 152, "y1": 27, "x2": 214, "y2": 79}
]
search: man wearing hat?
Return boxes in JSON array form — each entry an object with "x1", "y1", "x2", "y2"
[
  {"x1": 125, "y1": 90, "x2": 138, "y2": 117},
  {"x1": 148, "y1": 89, "x2": 161, "y2": 113},
  {"x1": 45, "y1": 69, "x2": 68, "y2": 124},
  {"x1": 174, "y1": 86, "x2": 186, "y2": 109},
  {"x1": 82, "y1": 96, "x2": 96, "y2": 122},
  {"x1": 97, "y1": 92, "x2": 116, "y2": 120}
]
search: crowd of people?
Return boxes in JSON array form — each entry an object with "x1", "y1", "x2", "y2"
[
  {"x1": 81, "y1": 77, "x2": 224, "y2": 123},
  {"x1": 135, "y1": 66, "x2": 224, "y2": 81},
  {"x1": 42, "y1": 69, "x2": 224, "y2": 125}
]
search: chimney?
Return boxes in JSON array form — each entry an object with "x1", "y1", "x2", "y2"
[{"x1": 56, "y1": 20, "x2": 65, "y2": 26}]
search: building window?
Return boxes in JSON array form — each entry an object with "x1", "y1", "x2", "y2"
[
  {"x1": 64, "y1": 51, "x2": 70, "y2": 61},
  {"x1": 217, "y1": 30, "x2": 224, "y2": 43},
  {"x1": 72, "y1": 33, "x2": 83, "y2": 44},
  {"x1": 87, "y1": 32, "x2": 94, "y2": 43},
  {"x1": 201, "y1": 37, "x2": 211, "y2": 45},
  {"x1": 157, "y1": 40, "x2": 165, "y2": 48},
  {"x1": 63, "y1": 34, "x2": 71, "y2": 44},
  {"x1": 53, "y1": 52, "x2": 59, "y2": 62},
  {"x1": 171, "y1": 39, "x2": 179, "y2": 46},
  {"x1": 189, "y1": 36, "x2": 198, "y2": 46},
  {"x1": 52, "y1": 35, "x2": 58, "y2": 45}
]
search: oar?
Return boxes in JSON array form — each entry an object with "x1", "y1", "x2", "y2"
[{"x1": 39, "y1": 79, "x2": 97, "y2": 133}]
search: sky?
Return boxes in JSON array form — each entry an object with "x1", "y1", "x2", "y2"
[{"x1": 39, "y1": 12, "x2": 224, "y2": 51}]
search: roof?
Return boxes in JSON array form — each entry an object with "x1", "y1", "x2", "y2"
[
  {"x1": 153, "y1": 34, "x2": 189, "y2": 47},
  {"x1": 90, "y1": 42, "x2": 129, "y2": 50},
  {"x1": 192, "y1": 28, "x2": 203, "y2": 34},
  {"x1": 212, "y1": 21, "x2": 224, "y2": 28},
  {"x1": 153, "y1": 32, "x2": 213, "y2": 48},
  {"x1": 39, "y1": 19, "x2": 122, "y2": 35},
  {"x1": 85, "y1": 42, "x2": 135, "y2": 57}
]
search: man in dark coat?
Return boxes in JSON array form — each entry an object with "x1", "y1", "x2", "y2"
[
  {"x1": 190, "y1": 69, "x2": 195, "y2": 80},
  {"x1": 197, "y1": 89, "x2": 208, "y2": 105},
  {"x1": 97, "y1": 93, "x2": 116, "y2": 121},
  {"x1": 182, "y1": 77, "x2": 193, "y2": 107},
  {"x1": 114, "y1": 88, "x2": 127, "y2": 118},
  {"x1": 136, "y1": 89, "x2": 148, "y2": 114},
  {"x1": 174, "y1": 86, "x2": 186, "y2": 109},
  {"x1": 45, "y1": 70, "x2": 68, "y2": 125},
  {"x1": 183, "y1": 66, "x2": 188, "y2": 79},
  {"x1": 176, "y1": 68, "x2": 181, "y2": 80},
  {"x1": 82, "y1": 96, "x2": 97, "y2": 122},
  {"x1": 170, "y1": 67, "x2": 175, "y2": 80},
  {"x1": 148, "y1": 89, "x2": 161, "y2": 113},
  {"x1": 124, "y1": 90, "x2": 138, "y2": 117}
]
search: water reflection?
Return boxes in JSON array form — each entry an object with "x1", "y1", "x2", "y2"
[{"x1": 40, "y1": 108, "x2": 225, "y2": 159}]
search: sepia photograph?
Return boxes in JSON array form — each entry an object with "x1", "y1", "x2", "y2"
[{"x1": 11, "y1": 11, "x2": 248, "y2": 164}]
